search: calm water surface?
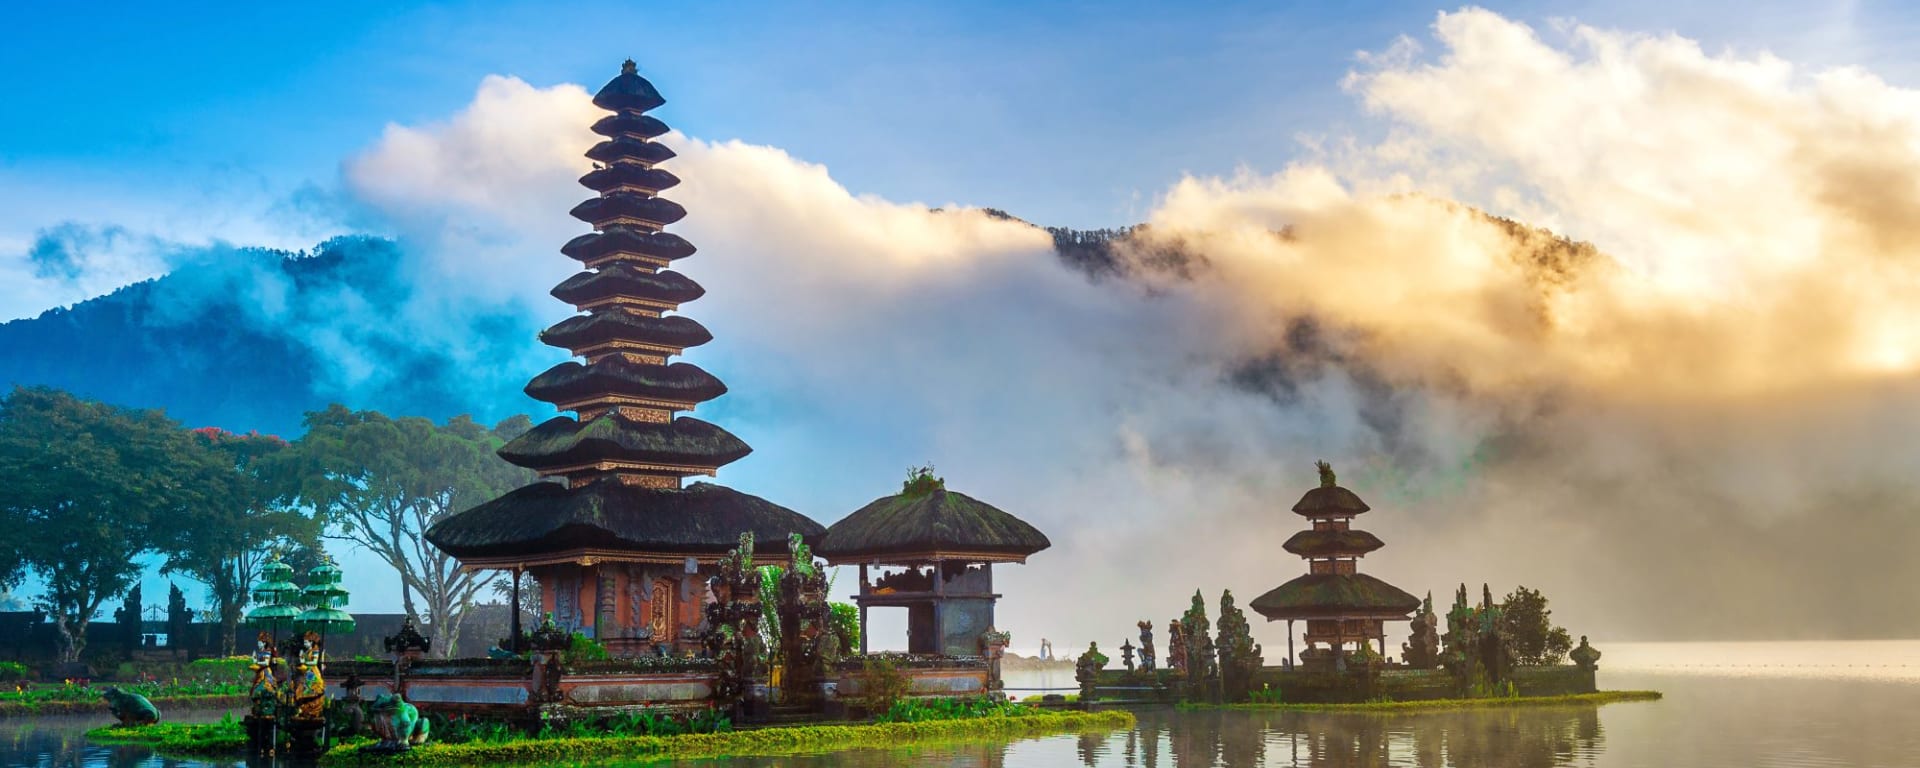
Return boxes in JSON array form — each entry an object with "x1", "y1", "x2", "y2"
[{"x1": 6, "y1": 642, "x2": 1918, "y2": 767}]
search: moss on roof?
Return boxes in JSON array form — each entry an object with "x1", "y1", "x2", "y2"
[
  {"x1": 1281, "y1": 529, "x2": 1385, "y2": 558},
  {"x1": 816, "y1": 487, "x2": 1050, "y2": 563},
  {"x1": 498, "y1": 414, "x2": 750, "y2": 470},
  {"x1": 1248, "y1": 574, "x2": 1420, "y2": 620},
  {"x1": 1292, "y1": 486, "x2": 1371, "y2": 518},
  {"x1": 426, "y1": 478, "x2": 823, "y2": 560}
]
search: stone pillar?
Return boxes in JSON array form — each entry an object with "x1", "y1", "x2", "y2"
[
  {"x1": 595, "y1": 565, "x2": 618, "y2": 641},
  {"x1": 932, "y1": 560, "x2": 946, "y2": 655}
]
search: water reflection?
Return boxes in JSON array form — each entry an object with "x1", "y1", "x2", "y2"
[
  {"x1": 0, "y1": 712, "x2": 250, "y2": 768},
  {"x1": 1108, "y1": 705, "x2": 1600, "y2": 768},
  {"x1": 13, "y1": 658, "x2": 1920, "y2": 767}
]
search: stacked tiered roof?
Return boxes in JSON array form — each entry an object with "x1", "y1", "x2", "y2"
[
  {"x1": 1251, "y1": 462, "x2": 1419, "y2": 665},
  {"x1": 428, "y1": 61, "x2": 821, "y2": 571}
]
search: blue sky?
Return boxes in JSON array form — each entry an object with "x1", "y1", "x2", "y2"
[{"x1": 3, "y1": 1, "x2": 1908, "y2": 247}]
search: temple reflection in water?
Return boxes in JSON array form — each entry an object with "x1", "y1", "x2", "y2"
[{"x1": 1100, "y1": 706, "x2": 1605, "y2": 768}]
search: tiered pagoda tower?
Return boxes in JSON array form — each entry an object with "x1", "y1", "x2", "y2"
[
  {"x1": 1250, "y1": 462, "x2": 1419, "y2": 669},
  {"x1": 428, "y1": 61, "x2": 824, "y2": 656}
]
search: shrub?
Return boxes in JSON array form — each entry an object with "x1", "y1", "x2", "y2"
[
  {"x1": 874, "y1": 696, "x2": 1034, "y2": 723},
  {"x1": 0, "y1": 661, "x2": 31, "y2": 683},
  {"x1": 186, "y1": 656, "x2": 252, "y2": 681},
  {"x1": 566, "y1": 632, "x2": 609, "y2": 661},
  {"x1": 847, "y1": 655, "x2": 912, "y2": 715}
]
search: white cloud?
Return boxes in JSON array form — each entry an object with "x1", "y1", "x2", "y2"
[{"x1": 230, "y1": 9, "x2": 1920, "y2": 644}]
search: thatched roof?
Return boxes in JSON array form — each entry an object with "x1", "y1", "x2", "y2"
[
  {"x1": 586, "y1": 137, "x2": 677, "y2": 166},
  {"x1": 570, "y1": 193, "x2": 688, "y2": 228},
  {"x1": 1281, "y1": 529, "x2": 1384, "y2": 558},
  {"x1": 562, "y1": 229, "x2": 696, "y2": 263},
  {"x1": 1292, "y1": 485, "x2": 1371, "y2": 518},
  {"x1": 524, "y1": 359, "x2": 726, "y2": 407},
  {"x1": 591, "y1": 113, "x2": 669, "y2": 139},
  {"x1": 550, "y1": 265, "x2": 704, "y2": 307},
  {"x1": 816, "y1": 487, "x2": 1050, "y2": 564},
  {"x1": 1249, "y1": 574, "x2": 1419, "y2": 621},
  {"x1": 426, "y1": 478, "x2": 823, "y2": 562},
  {"x1": 498, "y1": 414, "x2": 750, "y2": 470},
  {"x1": 539, "y1": 311, "x2": 711, "y2": 352},
  {"x1": 593, "y1": 60, "x2": 666, "y2": 113},
  {"x1": 580, "y1": 165, "x2": 680, "y2": 194}
]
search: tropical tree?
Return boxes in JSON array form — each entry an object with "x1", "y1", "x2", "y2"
[
  {"x1": 0, "y1": 387, "x2": 205, "y2": 661},
  {"x1": 160, "y1": 427, "x2": 317, "y2": 656},
  {"x1": 292, "y1": 405, "x2": 533, "y2": 657},
  {"x1": 1500, "y1": 585, "x2": 1573, "y2": 665}
]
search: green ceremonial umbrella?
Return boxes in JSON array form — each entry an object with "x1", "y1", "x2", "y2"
[
  {"x1": 251, "y1": 557, "x2": 300, "y2": 607},
  {"x1": 246, "y1": 556, "x2": 302, "y2": 643},
  {"x1": 299, "y1": 561, "x2": 349, "y2": 610},
  {"x1": 295, "y1": 560, "x2": 356, "y2": 658},
  {"x1": 295, "y1": 606, "x2": 358, "y2": 636}
]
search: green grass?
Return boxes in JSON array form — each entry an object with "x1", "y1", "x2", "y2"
[
  {"x1": 1188, "y1": 690, "x2": 1662, "y2": 713},
  {"x1": 80, "y1": 704, "x2": 1132, "y2": 766},
  {"x1": 1, "y1": 693, "x2": 248, "y2": 717},
  {"x1": 87, "y1": 718, "x2": 249, "y2": 755},
  {"x1": 317, "y1": 710, "x2": 1135, "y2": 766}
]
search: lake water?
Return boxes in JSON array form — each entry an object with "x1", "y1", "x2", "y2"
[{"x1": 6, "y1": 641, "x2": 1917, "y2": 767}]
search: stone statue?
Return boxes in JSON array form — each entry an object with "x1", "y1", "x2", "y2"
[
  {"x1": 1402, "y1": 592, "x2": 1441, "y2": 669},
  {"x1": 1570, "y1": 636, "x2": 1602, "y2": 671},
  {"x1": 1040, "y1": 637, "x2": 1053, "y2": 661},
  {"x1": 1137, "y1": 621, "x2": 1157, "y2": 672},
  {"x1": 1167, "y1": 617, "x2": 1188, "y2": 673},
  {"x1": 100, "y1": 686, "x2": 159, "y2": 726},
  {"x1": 1074, "y1": 642, "x2": 1110, "y2": 701},
  {"x1": 1121, "y1": 639, "x2": 1136, "y2": 672},
  {"x1": 383, "y1": 616, "x2": 432, "y2": 657},
  {"x1": 366, "y1": 693, "x2": 430, "y2": 752},
  {"x1": 336, "y1": 673, "x2": 368, "y2": 738}
]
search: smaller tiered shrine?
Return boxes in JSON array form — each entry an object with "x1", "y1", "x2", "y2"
[{"x1": 1250, "y1": 462, "x2": 1419, "y2": 670}]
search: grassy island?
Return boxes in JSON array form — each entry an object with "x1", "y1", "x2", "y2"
[
  {"x1": 1186, "y1": 690, "x2": 1662, "y2": 713},
  {"x1": 87, "y1": 708, "x2": 1135, "y2": 766},
  {"x1": 86, "y1": 718, "x2": 252, "y2": 754},
  {"x1": 0, "y1": 693, "x2": 248, "y2": 718}
]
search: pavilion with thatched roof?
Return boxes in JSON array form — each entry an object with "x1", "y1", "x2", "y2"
[{"x1": 815, "y1": 468, "x2": 1049, "y2": 657}]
